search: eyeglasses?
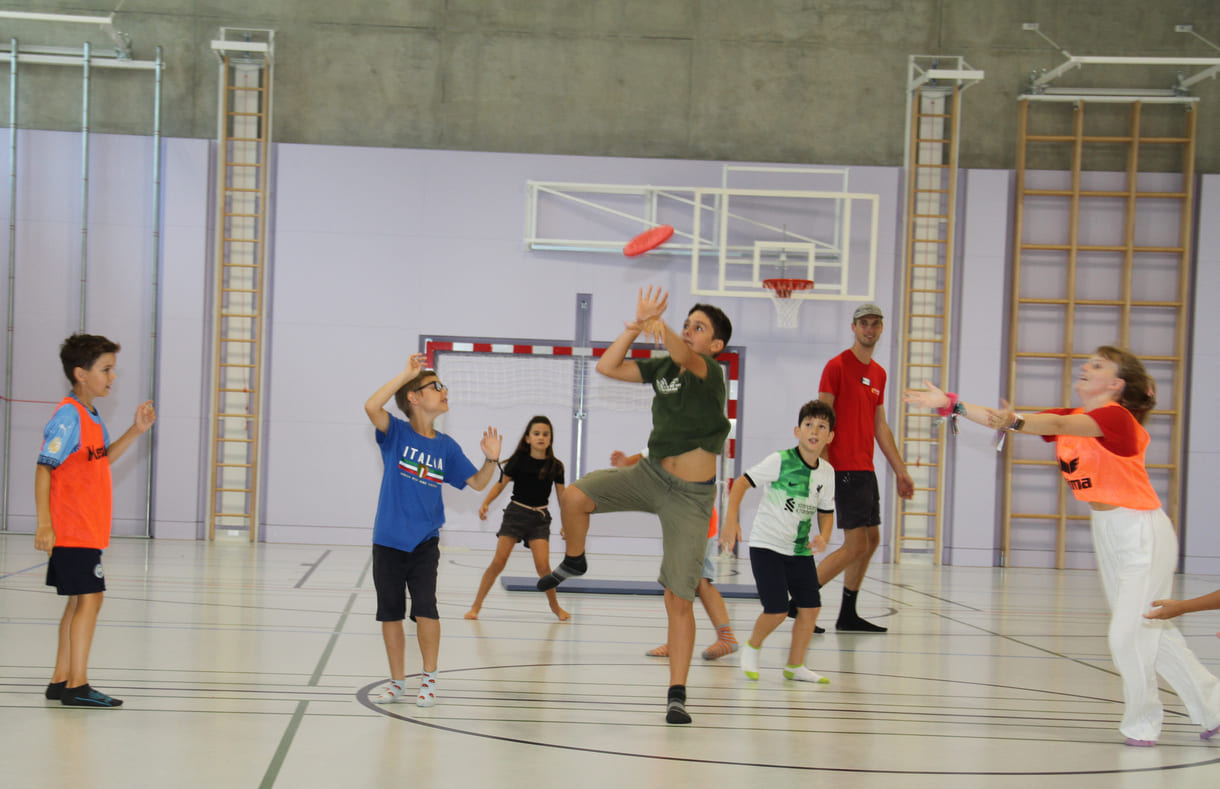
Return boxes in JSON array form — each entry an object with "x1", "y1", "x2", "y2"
[{"x1": 412, "y1": 380, "x2": 447, "y2": 393}]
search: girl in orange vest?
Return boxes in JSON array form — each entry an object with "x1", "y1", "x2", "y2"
[{"x1": 905, "y1": 346, "x2": 1220, "y2": 747}]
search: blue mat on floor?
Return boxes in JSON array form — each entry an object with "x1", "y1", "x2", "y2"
[{"x1": 500, "y1": 576, "x2": 759, "y2": 598}]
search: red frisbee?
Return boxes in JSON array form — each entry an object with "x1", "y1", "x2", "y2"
[{"x1": 623, "y1": 224, "x2": 675, "y2": 257}]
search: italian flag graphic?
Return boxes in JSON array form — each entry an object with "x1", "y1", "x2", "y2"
[{"x1": 399, "y1": 458, "x2": 443, "y2": 483}]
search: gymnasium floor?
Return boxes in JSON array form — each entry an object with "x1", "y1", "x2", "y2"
[{"x1": 2, "y1": 533, "x2": 1219, "y2": 789}]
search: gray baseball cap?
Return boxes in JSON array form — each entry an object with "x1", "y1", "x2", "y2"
[{"x1": 853, "y1": 303, "x2": 884, "y2": 321}]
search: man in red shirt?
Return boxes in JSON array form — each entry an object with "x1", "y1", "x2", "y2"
[{"x1": 816, "y1": 304, "x2": 913, "y2": 631}]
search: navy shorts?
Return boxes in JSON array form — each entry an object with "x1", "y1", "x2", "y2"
[
  {"x1": 835, "y1": 470, "x2": 881, "y2": 530},
  {"x1": 46, "y1": 547, "x2": 106, "y2": 596},
  {"x1": 749, "y1": 546, "x2": 821, "y2": 614},
  {"x1": 496, "y1": 502, "x2": 551, "y2": 545},
  {"x1": 373, "y1": 539, "x2": 440, "y2": 622}
]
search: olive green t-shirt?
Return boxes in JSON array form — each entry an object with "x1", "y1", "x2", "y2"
[{"x1": 636, "y1": 354, "x2": 730, "y2": 460}]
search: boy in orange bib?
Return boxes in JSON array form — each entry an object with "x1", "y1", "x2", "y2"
[{"x1": 35, "y1": 334, "x2": 156, "y2": 708}]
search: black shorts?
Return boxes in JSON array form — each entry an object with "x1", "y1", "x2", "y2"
[
  {"x1": 749, "y1": 547, "x2": 821, "y2": 614},
  {"x1": 46, "y1": 547, "x2": 106, "y2": 596},
  {"x1": 373, "y1": 539, "x2": 440, "y2": 622},
  {"x1": 835, "y1": 470, "x2": 881, "y2": 530},
  {"x1": 496, "y1": 501, "x2": 551, "y2": 545}
]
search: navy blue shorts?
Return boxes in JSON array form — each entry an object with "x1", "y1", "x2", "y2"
[
  {"x1": 46, "y1": 547, "x2": 106, "y2": 596},
  {"x1": 749, "y1": 546, "x2": 821, "y2": 614},
  {"x1": 835, "y1": 470, "x2": 881, "y2": 530},
  {"x1": 373, "y1": 539, "x2": 440, "y2": 622}
]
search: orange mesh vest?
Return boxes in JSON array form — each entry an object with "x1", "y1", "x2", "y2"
[
  {"x1": 48, "y1": 397, "x2": 112, "y2": 549},
  {"x1": 1054, "y1": 403, "x2": 1159, "y2": 511}
]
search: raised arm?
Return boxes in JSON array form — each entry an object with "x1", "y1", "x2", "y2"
[
  {"x1": 464, "y1": 427, "x2": 503, "y2": 491},
  {"x1": 595, "y1": 286, "x2": 669, "y2": 382},
  {"x1": 108, "y1": 401, "x2": 156, "y2": 464},
  {"x1": 364, "y1": 353, "x2": 425, "y2": 433}
]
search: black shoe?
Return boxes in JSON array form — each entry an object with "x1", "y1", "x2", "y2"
[
  {"x1": 61, "y1": 684, "x2": 123, "y2": 707},
  {"x1": 814, "y1": 625, "x2": 826, "y2": 634},
  {"x1": 45, "y1": 681, "x2": 66, "y2": 700},
  {"x1": 666, "y1": 699, "x2": 692, "y2": 724},
  {"x1": 835, "y1": 617, "x2": 887, "y2": 633}
]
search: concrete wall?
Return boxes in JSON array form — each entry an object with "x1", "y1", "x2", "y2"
[{"x1": 2, "y1": 0, "x2": 1219, "y2": 172}]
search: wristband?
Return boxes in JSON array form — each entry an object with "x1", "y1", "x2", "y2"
[
  {"x1": 1009, "y1": 415, "x2": 1025, "y2": 432},
  {"x1": 484, "y1": 457, "x2": 499, "y2": 465},
  {"x1": 952, "y1": 401, "x2": 966, "y2": 417},
  {"x1": 936, "y1": 392, "x2": 959, "y2": 417}
]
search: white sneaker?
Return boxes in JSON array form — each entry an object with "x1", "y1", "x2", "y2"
[
  {"x1": 741, "y1": 643, "x2": 760, "y2": 680},
  {"x1": 784, "y1": 665, "x2": 830, "y2": 684},
  {"x1": 373, "y1": 680, "x2": 406, "y2": 704}
]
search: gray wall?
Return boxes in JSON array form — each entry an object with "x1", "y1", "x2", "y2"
[{"x1": 3, "y1": 0, "x2": 1219, "y2": 171}]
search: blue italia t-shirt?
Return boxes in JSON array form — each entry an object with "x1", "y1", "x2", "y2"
[{"x1": 372, "y1": 415, "x2": 478, "y2": 553}]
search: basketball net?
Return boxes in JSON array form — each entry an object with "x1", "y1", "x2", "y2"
[{"x1": 762, "y1": 278, "x2": 814, "y2": 328}]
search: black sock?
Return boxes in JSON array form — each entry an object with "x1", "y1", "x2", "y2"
[
  {"x1": 666, "y1": 685, "x2": 691, "y2": 724},
  {"x1": 560, "y1": 553, "x2": 587, "y2": 576},
  {"x1": 840, "y1": 587, "x2": 859, "y2": 620},
  {"x1": 45, "y1": 681, "x2": 67, "y2": 700}
]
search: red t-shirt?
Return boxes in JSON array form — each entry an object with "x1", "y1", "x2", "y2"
[{"x1": 819, "y1": 349, "x2": 885, "y2": 472}]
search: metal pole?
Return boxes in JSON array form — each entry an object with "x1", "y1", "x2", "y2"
[
  {"x1": 143, "y1": 46, "x2": 163, "y2": 537},
  {"x1": 571, "y1": 293, "x2": 591, "y2": 480},
  {"x1": 2, "y1": 39, "x2": 17, "y2": 532},
  {"x1": 78, "y1": 41, "x2": 90, "y2": 332}
]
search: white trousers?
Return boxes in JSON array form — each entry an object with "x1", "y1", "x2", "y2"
[{"x1": 1090, "y1": 507, "x2": 1220, "y2": 741}]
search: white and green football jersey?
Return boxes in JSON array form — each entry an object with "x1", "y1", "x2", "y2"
[{"x1": 744, "y1": 448, "x2": 835, "y2": 557}]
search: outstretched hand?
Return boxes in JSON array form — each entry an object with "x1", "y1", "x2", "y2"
[
  {"x1": 986, "y1": 400, "x2": 1017, "y2": 430},
  {"x1": 903, "y1": 381, "x2": 949, "y2": 410}
]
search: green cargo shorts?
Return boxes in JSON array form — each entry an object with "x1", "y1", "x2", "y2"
[{"x1": 572, "y1": 456, "x2": 714, "y2": 601}]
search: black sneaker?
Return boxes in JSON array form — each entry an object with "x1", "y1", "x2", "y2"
[
  {"x1": 45, "y1": 681, "x2": 67, "y2": 700},
  {"x1": 835, "y1": 616, "x2": 887, "y2": 633},
  {"x1": 666, "y1": 698, "x2": 692, "y2": 724},
  {"x1": 61, "y1": 684, "x2": 123, "y2": 708}
]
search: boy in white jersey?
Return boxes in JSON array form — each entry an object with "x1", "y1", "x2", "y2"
[{"x1": 722, "y1": 400, "x2": 836, "y2": 683}]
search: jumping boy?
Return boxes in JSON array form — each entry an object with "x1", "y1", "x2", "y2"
[
  {"x1": 538, "y1": 286, "x2": 732, "y2": 724},
  {"x1": 35, "y1": 334, "x2": 156, "y2": 707},
  {"x1": 722, "y1": 400, "x2": 836, "y2": 683},
  {"x1": 364, "y1": 352, "x2": 501, "y2": 706}
]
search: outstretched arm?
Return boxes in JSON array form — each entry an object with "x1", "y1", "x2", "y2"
[
  {"x1": 478, "y1": 477, "x2": 510, "y2": 520},
  {"x1": 1145, "y1": 590, "x2": 1220, "y2": 620},
  {"x1": 365, "y1": 353, "x2": 425, "y2": 433},
  {"x1": 903, "y1": 381, "x2": 1105, "y2": 438}
]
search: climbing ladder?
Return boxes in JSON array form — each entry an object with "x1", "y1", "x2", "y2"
[
  {"x1": 1003, "y1": 97, "x2": 1195, "y2": 568},
  {"x1": 206, "y1": 29, "x2": 274, "y2": 541},
  {"x1": 893, "y1": 57, "x2": 982, "y2": 564}
]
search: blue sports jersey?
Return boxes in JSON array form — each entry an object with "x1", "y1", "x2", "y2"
[
  {"x1": 372, "y1": 415, "x2": 478, "y2": 553},
  {"x1": 37, "y1": 396, "x2": 111, "y2": 469}
]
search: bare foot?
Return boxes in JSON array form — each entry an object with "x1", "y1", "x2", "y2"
[
  {"x1": 552, "y1": 606, "x2": 571, "y2": 622},
  {"x1": 463, "y1": 609, "x2": 479, "y2": 620}
]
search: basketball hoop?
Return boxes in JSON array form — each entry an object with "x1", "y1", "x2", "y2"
[{"x1": 762, "y1": 278, "x2": 814, "y2": 328}]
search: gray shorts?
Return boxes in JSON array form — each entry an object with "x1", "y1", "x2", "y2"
[{"x1": 573, "y1": 456, "x2": 714, "y2": 601}]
